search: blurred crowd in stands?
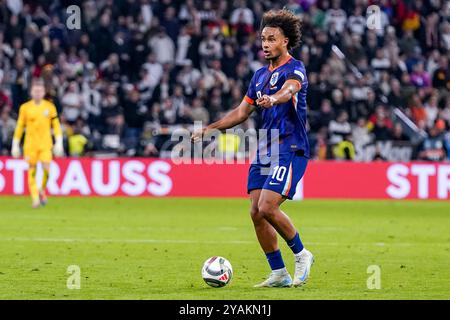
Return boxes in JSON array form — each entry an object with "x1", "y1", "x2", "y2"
[{"x1": 0, "y1": 0, "x2": 449, "y2": 160}]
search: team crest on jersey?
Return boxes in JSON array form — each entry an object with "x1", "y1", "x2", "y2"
[
  {"x1": 43, "y1": 109, "x2": 49, "y2": 117},
  {"x1": 270, "y1": 72, "x2": 279, "y2": 86}
]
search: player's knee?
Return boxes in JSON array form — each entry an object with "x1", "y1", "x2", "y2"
[
  {"x1": 257, "y1": 201, "x2": 277, "y2": 220},
  {"x1": 250, "y1": 206, "x2": 263, "y2": 222}
]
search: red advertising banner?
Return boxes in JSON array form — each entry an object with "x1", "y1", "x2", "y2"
[
  {"x1": 0, "y1": 157, "x2": 449, "y2": 200},
  {"x1": 303, "y1": 161, "x2": 450, "y2": 200}
]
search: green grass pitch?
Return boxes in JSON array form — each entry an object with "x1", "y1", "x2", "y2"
[{"x1": 0, "y1": 196, "x2": 449, "y2": 300}]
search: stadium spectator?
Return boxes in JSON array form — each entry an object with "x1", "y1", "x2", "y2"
[
  {"x1": 432, "y1": 55, "x2": 449, "y2": 90},
  {"x1": 176, "y1": 61, "x2": 202, "y2": 96},
  {"x1": 352, "y1": 118, "x2": 372, "y2": 147},
  {"x1": 310, "y1": 98, "x2": 334, "y2": 132},
  {"x1": 149, "y1": 27, "x2": 175, "y2": 65},
  {"x1": 68, "y1": 118, "x2": 89, "y2": 157},
  {"x1": 190, "y1": 97, "x2": 209, "y2": 125},
  {"x1": 372, "y1": 116, "x2": 394, "y2": 141},
  {"x1": 347, "y1": 6, "x2": 365, "y2": 36},
  {"x1": 82, "y1": 80, "x2": 102, "y2": 130},
  {"x1": 101, "y1": 83, "x2": 123, "y2": 136},
  {"x1": 424, "y1": 93, "x2": 440, "y2": 128},
  {"x1": 387, "y1": 78, "x2": 406, "y2": 108},
  {"x1": 198, "y1": 27, "x2": 222, "y2": 68},
  {"x1": 332, "y1": 136, "x2": 355, "y2": 160},
  {"x1": 368, "y1": 105, "x2": 393, "y2": 131},
  {"x1": 328, "y1": 110, "x2": 351, "y2": 146},
  {"x1": 0, "y1": 107, "x2": 16, "y2": 154},
  {"x1": 410, "y1": 61, "x2": 432, "y2": 88},
  {"x1": 391, "y1": 122, "x2": 409, "y2": 141},
  {"x1": 324, "y1": 0, "x2": 347, "y2": 34},
  {"x1": 418, "y1": 126, "x2": 447, "y2": 161},
  {"x1": 61, "y1": 81, "x2": 83, "y2": 123},
  {"x1": 122, "y1": 88, "x2": 147, "y2": 154}
]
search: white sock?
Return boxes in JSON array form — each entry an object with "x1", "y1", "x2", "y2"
[{"x1": 272, "y1": 267, "x2": 288, "y2": 275}]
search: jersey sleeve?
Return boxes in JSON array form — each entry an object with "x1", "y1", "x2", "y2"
[
  {"x1": 244, "y1": 72, "x2": 258, "y2": 105},
  {"x1": 49, "y1": 102, "x2": 58, "y2": 119},
  {"x1": 13, "y1": 104, "x2": 26, "y2": 141},
  {"x1": 286, "y1": 62, "x2": 306, "y2": 90},
  {"x1": 50, "y1": 103, "x2": 62, "y2": 138}
]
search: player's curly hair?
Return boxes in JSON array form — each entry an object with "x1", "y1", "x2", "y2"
[{"x1": 260, "y1": 9, "x2": 302, "y2": 50}]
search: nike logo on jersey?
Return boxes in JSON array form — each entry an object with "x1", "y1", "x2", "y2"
[
  {"x1": 269, "y1": 181, "x2": 280, "y2": 185},
  {"x1": 256, "y1": 82, "x2": 261, "y2": 87}
]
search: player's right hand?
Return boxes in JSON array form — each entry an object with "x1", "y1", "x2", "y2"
[
  {"x1": 256, "y1": 94, "x2": 275, "y2": 108},
  {"x1": 11, "y1": 139, "x2": 21, "y2": 158},
  {"x1": 191, "y1": 128, "x2": 206, "y2": 143}
]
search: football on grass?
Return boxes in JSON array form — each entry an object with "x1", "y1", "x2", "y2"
[{"x1": 201, "y1": 256, "x2": 233, "y2": 287}]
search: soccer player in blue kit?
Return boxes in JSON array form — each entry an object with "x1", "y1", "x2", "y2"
[{"x1": 192, "y1": 9, "x2": 314, "y2": 287}]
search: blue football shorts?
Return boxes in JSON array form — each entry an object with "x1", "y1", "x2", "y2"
[{"x1": 247, "y1": 151, "x2": 308, "y2": 200}]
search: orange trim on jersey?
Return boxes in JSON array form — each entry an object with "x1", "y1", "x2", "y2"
[
  {"x1": 283, "y1": 164, "x2": 293, "y2": 196},
  {"x1": 244, "y1": 95, "x2": 254, "y2": 105},
  {"x1": 268, "y1": 54, "x2": 292, "y2": 72}
]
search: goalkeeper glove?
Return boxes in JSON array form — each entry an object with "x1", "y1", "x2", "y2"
[
  {"x1": 11, "y1": 139, "x2": 21, "y2": 158},
  {"x1": 53, "y1": 136, "x2": 64, "y2": 157}
]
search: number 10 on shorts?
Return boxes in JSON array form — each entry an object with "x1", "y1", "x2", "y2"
[{"x1": 272, "y1": 165, "x2": 287, "y2": 182}]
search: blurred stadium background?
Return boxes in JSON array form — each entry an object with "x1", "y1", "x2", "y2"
[{"x1": 0, "y1": 0, "x2": 448, "y2": 162}]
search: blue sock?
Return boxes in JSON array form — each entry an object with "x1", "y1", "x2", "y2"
[
  {"x1": 265, "y1": 250, "x2": 285, "y2": 270},
  {"x1": 287, "y1": 232, "x2": 304, "y2": 254}
]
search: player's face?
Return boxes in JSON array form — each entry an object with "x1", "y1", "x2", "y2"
[
  {"x1": 261, "y1": 27, "x2": 288, "y2": 61},
  {"x1": 30, "y1": 84, "x2": 45, "y2": 101}
]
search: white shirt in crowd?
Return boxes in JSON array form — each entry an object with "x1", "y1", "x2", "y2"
[
  {"x1": 329, "y1": 120, "x2": 352, "y2": 145},
  {"x1": 347, "y1": 14, "x2": 366, "y2": 35},
  {"x1": 177, "y1": 66, "x2": 202, "y2": 96},
  {"x1": 325, "y1": 8, "x2": 347, "y2": 33},
  {"x1": 62, "y1": 90, "x2": 83, "y2": 122},
  {"x1": 352, "y1": 124, "x2": 373, "y2": 147},
  {"x1": 149, "y1": 35, "x2": 175, "y2": 64},
  {"x1": 142, "y1": 61, "x2": 163, "y2": 89},
  {"x1": 425, "y1": 103, "x2": 439, "y2": 128},
  {"x1": 230, "y1": 7, "x2": 254, "y2": 25},
  {"x1": 198, "y1": 38, "x2": 222, "y2": 61}
]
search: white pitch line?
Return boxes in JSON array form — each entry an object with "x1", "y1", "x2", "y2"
[
  {"x1": 0, "y1": 237, "x2": 253, "y2": 244},
  {"x1": 0, "y1": 238, "x2": 448, "y2": 247}
]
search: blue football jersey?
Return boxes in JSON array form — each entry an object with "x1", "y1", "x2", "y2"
[{"x1": 244, "y1": 55, "x2": 309, "y2": 158}]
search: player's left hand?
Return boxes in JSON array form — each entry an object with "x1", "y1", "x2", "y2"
[{"x1": 256, "y1": 95, "x2": 276, "y2": 109}]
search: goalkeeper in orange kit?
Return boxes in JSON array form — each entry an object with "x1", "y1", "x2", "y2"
[{"x1": 11, "y1": 79, "x2": 64, "y2": 208}]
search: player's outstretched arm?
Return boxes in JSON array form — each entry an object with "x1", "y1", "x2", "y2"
[
  {"x1": 256, "y1": 79, "x2": 301, "y2": 109},
  {"x1": 191, "y1": 98, "x2": 255, "y2": 142}
]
